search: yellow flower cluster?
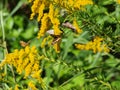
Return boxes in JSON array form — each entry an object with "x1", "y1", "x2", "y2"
[
  {"x1": 37, "y1": 13, "x2": 49, "y2": 38},
  {"x1": 73, "y1": 0, "x2": 93, "y2": 10},
  {"x1": 53, "y1": 0, "x2": 93, "y2": 11},
  {"x1": 75, "y1": 37, "x2": 109, "y2": 53},
  {"x1": 29, "y1": 0, "x2": 93, "y2": 53},
  {"x1": 30, "y1": 0, "x2": 93, "y2": 20},
  {"x1": 0, "y1": 46, "x2": 45, "y2": 89},
  {"x1": 30, "y1": 0, "x2": 62, "y2": 38},
  {"x1": 49, "y1": 4, "x2": 62, "y2": 36},
  {"x1": 29, "y1": 0, "x2": 93, "y2": 33}
]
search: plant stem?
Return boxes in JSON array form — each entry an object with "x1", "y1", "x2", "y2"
[
  {"x1": 1, "y1": 10, "x2": 16, "y2": 83},
  {"x1": 0, "y1": 10, "x2": 7, "y2": 79},
  {"x1": 0, "y1": 11, "x2": 5, "y2": 42}
]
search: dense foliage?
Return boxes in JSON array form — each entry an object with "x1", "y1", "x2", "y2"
[{"x1": 0, "y1": 0, "x2": 120, "y2": 90}]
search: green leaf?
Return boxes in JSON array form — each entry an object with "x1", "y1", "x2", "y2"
[
  {"x1": 62, "y1": 32, "x2": 73, "y2": 60},
  {"x1": 5, "y1": 17, "x2": 14, "y2": 30},
  {"x1": 21, "y1": 28, "x2": 34, "y2": 39},
  {"x1": 61, "y1": 74, "x2": 85, "y2": 90}
]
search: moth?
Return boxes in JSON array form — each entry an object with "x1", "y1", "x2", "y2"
[
  {"x1": 20, "y1": 40, "x2": 31, "y2": 47},
  {"x1": 52, "y1": 37, "x2": 61, "y2": 45},
  {"x1": 46, "y1": 29, "x2": 61, "y2": 45},
  {"x1": 62, "y1": 22, "x2": 76, "y2": 32}
]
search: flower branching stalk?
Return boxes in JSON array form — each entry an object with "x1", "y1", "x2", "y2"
[{"x1": 29, "y1": 0, "x2": 92, "y2": 53}]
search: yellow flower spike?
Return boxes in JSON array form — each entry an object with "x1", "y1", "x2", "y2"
[
  {"x1": 53, "y1": 24, "x2": 62, "y2": 36},
  {"x1": 37, "y1": 13, "x2": 49, "y2": 38},
  {"x1": 73, "y1": 19, "x2": 82, "y2": 34},
  {"x1": 30, "y1": 0, "x2": 41, "y2": 20},
  {"x1": 48, "y1": 4, "x2": 62, "y2": 36},
  {"x1": 52, "y1": 18, "x2": 60, "y2": 26},
  {"x1": 75, "y1": 37, "x2": 109, "y2": 53},
  {"x1": 52, "y1": 18, "x2": 62, "y2": 35},
  {"x1": 48, "y1": 4, "x2": 54, "y2": 19},
  {"x1": 37, "y1": 3, "x2": 45, "y2": 22}
]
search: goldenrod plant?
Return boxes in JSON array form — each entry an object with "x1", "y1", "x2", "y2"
[{"x1": 0, "y1": 0, "x2": 120, "y2": 90}]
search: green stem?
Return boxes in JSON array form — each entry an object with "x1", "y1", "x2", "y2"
[
  {"x1": 59, "y1": 66, "x2": 100, "y2": 87},
  {"x1": 0, "y1": 11, "x2": 8, "y2": 60},
  {"x1": 0, "y1": 10, "x2": 7, "y2": 80},
  {"x1": 0, "y1": 11, "x2": 5, "y2": 42},
  {"x1": 0, "y1": 11, "x2": 16, "y2": 83}
]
